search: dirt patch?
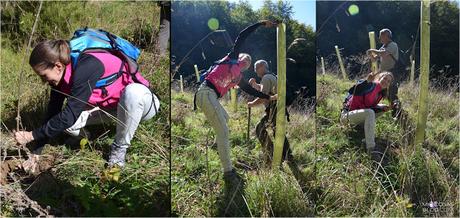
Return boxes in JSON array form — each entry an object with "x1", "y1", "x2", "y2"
[{"x1": 1, "y1": 133, "x2": 60, "y2": 216}]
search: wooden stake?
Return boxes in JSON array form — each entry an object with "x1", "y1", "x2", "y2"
[
  {"x1": 180, "y1": 75, "x2": 184, "y2": 93},
  {"x1": 335, "y1": 45, "x2": 347, "y2": 80},
  {"x1": 368, "y1": 31, "x2": 378, "y2": 72},
  {"x1": 273, "y1": 23, "x2": 286, "y2": 168},
  {"x1": 194, "y1": 64, "x2": 200, "y2": 83},
  {"x1": 415, "y1": 0, "x2": 430, "y2": 146},
  {"x1": 230, "y1": 88, "x2": 237, "y2": 112},
  {"x1": 410, "y1": 60, "x2": 415, "y2": 85},
  {"x1": 321, "y1": 57, "x2": 326, "y2": 75}
]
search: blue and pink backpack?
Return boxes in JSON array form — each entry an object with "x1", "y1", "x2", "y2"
[{"x1": 65, "y1": 28, "x2": 152, "y2": 108}]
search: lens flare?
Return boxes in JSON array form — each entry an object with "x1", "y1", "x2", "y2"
[
  {"x1": 348, "y1": 4, "x2": 359, "y2": 16},
  {"x1": 207, "y1": 18, "x2": 219, "y2": 31}
]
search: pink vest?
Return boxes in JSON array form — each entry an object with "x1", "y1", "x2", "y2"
[
  {"x1": 58, "y1": 52, "x2": 150, "y2": 109},
  {"x1": 205, "y1": 56, "x2": 245, "y2": 97},
  {"x1": 349, "y1": 83, "x2": 383, "y2": 111}
]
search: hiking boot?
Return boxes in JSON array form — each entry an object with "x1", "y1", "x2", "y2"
[
  {"x1": 223, "y1": 169, "x2": 245, "y2": 202},
  {"x1": 222, "y1": 169, "x2": 247, "y2": 216},
  {"x1": 367, "y1": 148, "x2": 383, "y2": 163},
  {"x1": 108, "y1": 143, "x2": 127, "y2": 168},
  {"x1": 223, "y1": 169, "x2": 244, "y2": 190},
  {"x1": 391, "y1": 100, "x2": 402, "y2": 119}
]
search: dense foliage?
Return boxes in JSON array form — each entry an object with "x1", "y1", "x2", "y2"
[
  {"x1": 317, "y1": 1, "x2": 459, "y2": 80},
  {"x1": 171, "y1": 0, "x2": 316, "y2": 97}
]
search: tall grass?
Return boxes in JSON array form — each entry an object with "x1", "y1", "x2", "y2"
[
  {"x1": 171, "y1": 83, "x2": 315, "y2": 216},
  {"x1": 316, "y1": 70, "x2": 458, "y2": 216}
]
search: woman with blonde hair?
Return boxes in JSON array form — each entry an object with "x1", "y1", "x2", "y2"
[{"x1": 340, "y1": 71, "x2": 394, "y2": 154}]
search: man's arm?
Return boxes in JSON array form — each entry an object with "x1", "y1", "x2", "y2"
[
  {"x1": 249, "y1": 78, "x2": 263, "y2": 91},
  {"x1": 248, "y1": 97, "x2": 268, "y2": 107},
  {"x1": 367, "y1": 48, "x2": 390, "y2": 57}
]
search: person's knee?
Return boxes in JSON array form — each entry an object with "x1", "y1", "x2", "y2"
[
  {"x1": 214, "y1": 123, "x2": 229, "y2": 141},
  {"x1": 364, "y1": 109, "x2": 375, "y2": 119}
]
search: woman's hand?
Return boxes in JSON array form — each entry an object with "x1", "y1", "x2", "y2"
[
  {"x1": 269, "y1": 94, "x2": 278, "y2": 101},
  {"x1": 382, "y1": 105, "x2": 391, "y2": 112},
  {"x1": 249, "y1": 78, "x2": 257, "y2": 87},
  {"x1": 14, "y1": 130, "x2": 34, "y2": 145}
]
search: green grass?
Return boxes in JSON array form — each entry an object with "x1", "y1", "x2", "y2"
[
  {"x1": 1, "y1": 2, "x2": 170, "y2": 216},
  {"x1": 316, "y1": 73, "x2": 459, "y2": 217},
  {"x1": 171, "y1": 88, "x2": 315, "y2": 216}
]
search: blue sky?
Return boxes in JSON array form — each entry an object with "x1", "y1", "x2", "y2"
[{"x1": 228, "y1": 0, "x2": 316, "y2": 30}]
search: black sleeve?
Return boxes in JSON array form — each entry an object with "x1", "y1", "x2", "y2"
[
  {"x1": 228, "y1": 22, "x2": 264, "y2": 59},
  {"x1": 32, "y1": 54, "x2": 104, "y2": 140},
  {"x1": 33, "y1": 88, "x2": 65, "y2": 147},
  {"x1": 238, "y1": 78, "x2": 270, "y2": 99},
  {"x1": 46, "y1": 88, "x2": 65, "y2": 120},
  {"x1": 371, "y1": 105, "x2": 385, "y2": 113}
]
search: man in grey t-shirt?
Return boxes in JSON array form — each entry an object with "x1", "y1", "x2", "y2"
[
  {"x1": 248, "y1": 60, "x2": 292, "y2": 164},
  {"x1": 367, "y1": 28, "x2": 401, "y2": 117},
  {"x1": 367, "y1": 29, "x2": 399, "y2": 71}
]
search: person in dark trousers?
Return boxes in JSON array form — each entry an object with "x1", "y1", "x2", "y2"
[{"x1": 248, "y1": 60, "x2": 293, "y2": 166}]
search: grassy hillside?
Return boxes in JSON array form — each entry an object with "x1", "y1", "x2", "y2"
[
  {"x1": 171, "y1": 87, "x2": 316, "y2": 216},
  {"x1": 316, "y1": 73, "x2": 459, "y2": 216},
  {"x1": 1, "y1": 2, "x2": 170, "y2": 216}
]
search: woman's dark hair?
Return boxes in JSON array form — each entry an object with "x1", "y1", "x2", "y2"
[{"x1": 29, "y1": 40, "x2": 70, "y2": 70}]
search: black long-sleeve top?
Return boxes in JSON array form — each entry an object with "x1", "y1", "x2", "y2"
[
  {"x1": 32, "y1": 54, "x2": 104, "y2": 141},
  {"x1": 225, "y1": 21, "x2": 270, "y2": 99}
]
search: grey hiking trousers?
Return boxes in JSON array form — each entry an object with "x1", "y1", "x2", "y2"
[
  {"x1": 195, "y1": 83, "x2": 233, "y2": 173},
  {"x1": 66, "y1": 83, "x2": 160, "y2": 167},
  {"x1": 340, "y1": 106, "x2": 384, "y2": 151}
]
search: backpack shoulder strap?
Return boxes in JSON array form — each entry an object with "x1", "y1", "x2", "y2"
[
  {"x1": 346, "y1": 80, "x2": 376, "y2": 96},
  {"x1": 90, "y1": 52, "x2": 126, "y2": 89}
]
